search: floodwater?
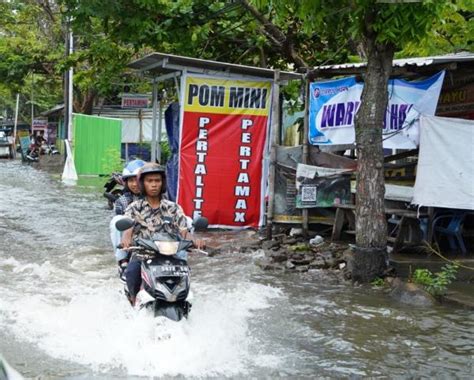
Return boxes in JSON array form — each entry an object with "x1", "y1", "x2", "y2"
[{"x1": 0, "y1": 159, "x2": 473, "y2": 379}]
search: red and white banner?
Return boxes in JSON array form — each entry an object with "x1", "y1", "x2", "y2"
[{"x1": 177, "y1": 74, "x2": 273, "y2": 228}]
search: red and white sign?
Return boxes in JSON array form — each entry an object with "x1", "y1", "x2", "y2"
[
  {"x1": 177, "y1": 74, "x2": 273, "y2": 228},
  {"x1": 121, "y1": 95, "x2": 149, "y2": 108}
]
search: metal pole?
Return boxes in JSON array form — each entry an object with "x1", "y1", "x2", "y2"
[
  {"x1": 266, "y1": 70, "x2": 280, "y2": 240},
  {"x1": 13, "y1": 93, "x2": 19, "y2": 158},
  {"x1": 31, "y1": 74, "x2": 34, "y2": 128},
  {"x1": 302, "y1": 73, "x2": 310, "y2": 236},
  {"x1": 138, "y1": 108, "x2": 143, "y2": 143},
  {"x1": 157, "y1": 95, "x2": 163, "y2": 163},
  {"x1": 173, "y1": 75, "x2": 180, "y2": 102},
  {"x1": 67, "y1": 29, "x2": 73, "y2": 144},
  {"x1": 63, "y1": 26, "x2": 69, "y2": 141},
  {"x1": 151, "y1": 79, "x2": 158, "y2": 162}
]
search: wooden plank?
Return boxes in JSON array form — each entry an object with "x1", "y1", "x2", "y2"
[
  {"x1": 384, "y1": 149, "x2": 418, "y2": 163},
  {"x1": 334, "y1": 203, "x2": 425, "y2": 219},
  {"x1": 331, "y1": 208, "x2": 346, "y2": 241},
  {"x1": 331, "y1": 204, "x2": 427, "y2": 249},
  {"x1": 392, "y1": 216, "x2": 407, "y2": 253},
  {"x1": 334, "y1": 204, "x2": 356, "y2": 210}
]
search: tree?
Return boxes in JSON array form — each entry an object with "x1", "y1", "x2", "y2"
[
  {"x1": 326, "y1": 1, "x2": 462, "y2": 282},
  {"x1": 0, "y1": 1, "x2": 144, "y2": 119},
  {"x1": 0, "y1": 0, "x2": 63, "y2": 121},
  {"x1": 245, "y1": 0, "x2": 467, "y2": 281},
  {"x1": 62, "y1": 0, "x2": 350, "y2": 70}
]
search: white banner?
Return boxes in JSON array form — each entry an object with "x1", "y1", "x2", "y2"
[
  {"x1": 309, "y1": 71, "x2": 445, "y2": 149},
  {"x1": 412, "y1": 115, "x2": 474, "y2": 210}
]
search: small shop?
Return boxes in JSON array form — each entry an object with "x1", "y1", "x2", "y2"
[{"x1": 297, "y1": 52, "x2": 474, "y2": 262}]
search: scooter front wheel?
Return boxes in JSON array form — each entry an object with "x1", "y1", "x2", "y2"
[{"x1": 154, "y1": 301, "x2": 191, "y2": 321}]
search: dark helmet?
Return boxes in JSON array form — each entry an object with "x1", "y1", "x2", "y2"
[{"x1": 137, "y1": 163, "x2": 167, "y2": 196}]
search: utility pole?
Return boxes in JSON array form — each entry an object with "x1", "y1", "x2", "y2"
[
  {"x1": 151, "y1": 78, "x2": 158, "y2": 163},
  {"x1": 13, "y1": 93, "x2": 19, "y2": 158},
  {"x1": 157, "y1": 91, "x2": 163, "y2": 163},
  {"x1": 61, "y1": 15, "x2": 78, "y2": 184},
  {"x1": 63, "y1": 18, "x2": 69, "y2": 140},
  {"x1": 67, "y1": 28, "x2": 73, "y2": 144},
  {"x1": 31, "y1": 73, "x2": 34, "y2": 128}
]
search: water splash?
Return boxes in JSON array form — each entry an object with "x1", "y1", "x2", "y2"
[{"x1": 0, "y1": 258, "x2": 283, "y2": 378}]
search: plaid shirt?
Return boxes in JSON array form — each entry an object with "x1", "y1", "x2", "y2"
[
  {"x1": 124, "y1": 198, "x2": 189, "y2": 240},
  {"x1": 114, "y1": 191, "x2": 141, "y2": 215}
]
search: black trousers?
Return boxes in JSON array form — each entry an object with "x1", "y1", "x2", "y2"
[{"x1": 125, "y1": 257, "x2": 141, "y2": 298}]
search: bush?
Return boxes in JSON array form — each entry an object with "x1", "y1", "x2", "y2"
[
  {"x1": 411, "y1": 263, "x2": 459, "y2": 296},
  {"x1": 101, "y1": 147, "x2": 124, "y2": 175},
  {"x1": 160, "y1": 140, "x2": 171, "y2": 164}
]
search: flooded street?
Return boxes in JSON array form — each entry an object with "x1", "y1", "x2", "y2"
[{"x1": 0, "y1": 159, "x2": 473, "y2": 379}]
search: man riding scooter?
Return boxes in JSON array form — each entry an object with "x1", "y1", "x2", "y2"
[{"x1": 120, "y1": 163, "x2": 202, "y2": 306}]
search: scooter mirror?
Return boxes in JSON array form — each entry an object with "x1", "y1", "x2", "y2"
[
  {"x1": 116, "y1": 217, "x2": 135, "y2": 231},
  {"x1": 193, "y1": 216, "x2": 209, "y2": 232}
]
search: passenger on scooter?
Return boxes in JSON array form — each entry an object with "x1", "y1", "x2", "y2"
[
  {"x1": 121, "y1": 163, "x2": 197, "y2": 305},
  {"x1": 114, "y1": 159, "x2": 146, "y2": 215},
  {"x1": 109, "y1": 159, "x2": 146, "y2": 277}
]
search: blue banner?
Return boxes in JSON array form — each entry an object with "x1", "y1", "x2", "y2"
[{"x1": 309, "y1": 71, "x2": 445, "y2": 149}]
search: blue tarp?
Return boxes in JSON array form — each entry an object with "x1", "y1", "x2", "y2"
[
  {"x1": 165, "y1": 102, "x2": 180, "y2": 201},
  {"x1": 121, "y1": 143, "x2": 151, "y2": 161}
]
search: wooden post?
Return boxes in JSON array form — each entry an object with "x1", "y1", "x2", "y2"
[
  {"x1": 426, "y1": 207, "x2": 435, "y2": 243},
  {"x1": 302, "y1": 74, "x2": 310, "y2": 236},
  {"x1": 138, "y1": 108, "x2": 143, "y2": 143},
  {"x1": 266, "y1": 70, "x2": 280, "y2": 240}
]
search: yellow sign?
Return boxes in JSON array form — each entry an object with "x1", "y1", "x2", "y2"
[{"x1": 184, "y1": 76, "x2": 272, "y2": 116}]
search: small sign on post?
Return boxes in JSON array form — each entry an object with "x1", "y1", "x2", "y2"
[
  {"x1": 121, "y1": 94, "x2": 150, "y2": 108},
  {"x1": 32, "y1": 118, "x2": 48, "y2": 131}
]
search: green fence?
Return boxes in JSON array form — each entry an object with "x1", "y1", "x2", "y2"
[{"x1": 73, "y1": 114, "x2": 122, "y2": 175}]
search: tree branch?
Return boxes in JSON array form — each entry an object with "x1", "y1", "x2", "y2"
[
  {"x1": 36, "y1": 0, "x2": 56, "y2": 23},
  {"x1": 238, "y1": 0, "x2": 308, "y2": 69}
]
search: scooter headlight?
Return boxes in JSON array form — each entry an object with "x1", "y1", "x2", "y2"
[{"x1": 154, "y1": 241, "x2": 179, "y2": 255}]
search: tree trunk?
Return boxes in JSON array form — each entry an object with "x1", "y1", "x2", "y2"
[
  {"x1": 75, "y1": 88, "x2": 97, "y2": 115},
  {"x1": 351, "y1": 35, "x2": 394, "y2": 282}
]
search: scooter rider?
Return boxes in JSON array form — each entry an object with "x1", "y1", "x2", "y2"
[
  {"x1": 121, "y1": 163, "x2": 198, "y2": 306},
  {"x1": 109, "y1": 159, "x2": 146, "y2": 277}
]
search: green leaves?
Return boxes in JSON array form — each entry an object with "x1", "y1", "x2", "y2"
[
  {"x1": 1, "y1": 0, "x2": 468, "y2": 123},
  {"x1": 412, "y1": 262, "x2": 459, "y2": 296},
  {"x1": 0, "y1": 0, "x2": 63, "y2": 120},
  {"x1": 101, "y1": 147, "x2": 125, "y2": 175}
]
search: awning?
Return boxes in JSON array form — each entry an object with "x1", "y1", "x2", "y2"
[{"x1": 128, "y1": 52, "x2": 302, "y2": 81}]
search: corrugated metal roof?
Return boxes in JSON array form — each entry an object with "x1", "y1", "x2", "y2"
[
  {"x1": 315, "y1": 52, "x2": 474, "y2": 71},
  {"x1": 128, "y1": 52, "x2": 302, "y2": 81},
  {"x1": 41, "y1": 103, "x2": 64, "y2": 116},
  {"x1": 92, "y1": 106, "x2": 156, "y2": 119}
]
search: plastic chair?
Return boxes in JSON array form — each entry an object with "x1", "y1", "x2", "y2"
[{"x1": 432, "y1": 211, "x2": 467, "y2": 255}]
